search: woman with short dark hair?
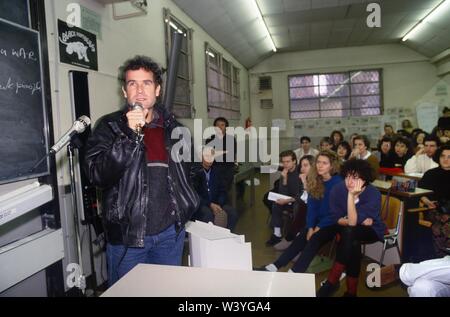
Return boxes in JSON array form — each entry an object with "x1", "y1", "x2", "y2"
[{"x1": 318, "y1": 159, "x2": 384, "y2": 297}]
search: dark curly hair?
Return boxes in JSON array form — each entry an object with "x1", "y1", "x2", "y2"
[
  {"x1": 341, "y1": 159, "x2": 375, "y2": 186},
  {"x1": 118, "y1": 55, "x2": 163, "y2": 88}
]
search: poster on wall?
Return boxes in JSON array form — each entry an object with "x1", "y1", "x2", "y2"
[
  {"x1": 58, "y1": 19, "x2": 98, "y2": 70},
  {"x1": 416, "y1": 102, "x2": 439, "y2": 133}
]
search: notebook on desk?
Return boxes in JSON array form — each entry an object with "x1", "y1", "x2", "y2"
[{"x1": 372, "y1": 179, "x2": 392, "y2": 189}]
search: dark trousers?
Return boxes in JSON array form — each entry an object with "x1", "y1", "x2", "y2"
[
  {"x1": 285, "y1": 201, "x2": 307, "y2": 241},
  {"x1": 335, "y1": 225, "x2": 379, "y2": 278},
  {"x1": 269, "y1": 203, "x2": 294, "y2": 229},
  {"x1": 274, "y1": 225, "x2": 338, "y2": 272}
]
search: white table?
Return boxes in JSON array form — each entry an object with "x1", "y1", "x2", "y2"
[{"x1": 102, "y1": 264, "x2": 316, "y2": 297}]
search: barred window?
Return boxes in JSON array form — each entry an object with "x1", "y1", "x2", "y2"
[
  {"x1": 164, "y1": 9, "x2": 193, "y2": 118},
  {"x1": 289, "y1": 70, "x2": 382, "y2": 119},
  {"x1": 205, "y1": 43, "x2": 240, "y2": 120}
]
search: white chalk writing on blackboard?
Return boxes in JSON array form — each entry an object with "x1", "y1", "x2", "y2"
[
  {"x1": 11, "y1": 47, "x2": 37, "y2": 61},
  {"x1": 0, "y1": 47, "x2": 38, "y2": 61},
  {"x1": 0, "y1": 77, "x2": 41, "y2": 95}
]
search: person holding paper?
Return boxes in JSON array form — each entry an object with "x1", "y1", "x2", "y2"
[
  {"x1": 257, "y1": 150, "x2": 341, "y2": 273},
  {"x1": 266, "y1": 150, "x2": 300, "y2": 246}
]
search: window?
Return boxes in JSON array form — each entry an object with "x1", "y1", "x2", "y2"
[
  {"x1": 205, "y1": 43, "x2": 240, "y2": 120},
  {"x1": 164, "y1": 9, "x2": 193, "y2": 118},
  {"x1": 289, "y1": 69, "x2": 383, "y2": 119}
]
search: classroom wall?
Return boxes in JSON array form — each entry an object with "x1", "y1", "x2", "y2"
[
  {"x1": 248, "y1": 44, "x2": 446, "y2": 150},
  {"x1": 42, "y1": 0, "x2": 250, "y2": 290}
]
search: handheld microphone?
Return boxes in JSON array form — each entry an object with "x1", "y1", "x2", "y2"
[
  {"x1": 50, "y1": 115, "x2": 91, "y2": 154},
  {"x1": 131, "y1": 102, "x2": 144, "y2": 135}
]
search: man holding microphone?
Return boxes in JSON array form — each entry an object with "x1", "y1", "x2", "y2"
[{"x1": 84, "y1": 55, "x2": 199, "y2": 286}]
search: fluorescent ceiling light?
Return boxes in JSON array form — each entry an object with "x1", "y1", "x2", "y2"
[
  {"x1": 205, "y1": 50, "x2": 215, "y2": 58},
  {"x1": 402, "y1": 0, "x2": 449, "y2": 42},
  {"x1": 251, "y1": 0, "x2": 277, "y2": 52}
]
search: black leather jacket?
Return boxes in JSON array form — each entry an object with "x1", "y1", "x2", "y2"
[{"x1": 84, "y1": 104, "x2": 199, "y2": 247}]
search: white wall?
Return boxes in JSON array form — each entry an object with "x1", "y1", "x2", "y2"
[
  {"x1": 249, "y1": 44, "x2": 445, "y2": 149},
  {"x1": 42, "y1": 0, "x2": 250, "y2": 290}
]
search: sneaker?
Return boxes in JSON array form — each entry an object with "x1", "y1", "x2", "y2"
[
  {"x1": 317, "y1": 281, "x2": 340, "y2": 297},
  {"x1": 253, "y1": 263, "x2": 277, "y2": 272},
  {"x1": 273, "y1": 238, "x2": 292, "y2": 251},
  {"x1": 265, "y1": 234, "x2": 282, "y2": 246}
]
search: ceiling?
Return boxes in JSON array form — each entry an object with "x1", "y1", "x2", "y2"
[{"x1": 173, "y1": 0, "x2": 450, "y2": 68}]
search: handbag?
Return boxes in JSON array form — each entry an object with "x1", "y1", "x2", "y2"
[{"x1": 391, "y1": 176, "x2": 417, "y2": 193}]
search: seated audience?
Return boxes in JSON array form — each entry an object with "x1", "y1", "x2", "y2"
[
  {"x1": 436, "y1": 116, "x2": 450, "y2": 145},
  {"x1": 256, "y1": 150, "x2": 341, "y2": 273},
  {"x1": 381, "y1": 136, "x2": 414, "y2": 174},
  {"x1": 336, "y1": 141, "x2": 352, "y2": 163},
  {"x1": 374, "y1": 136, "x2": 392, "y2": 167},
  {"x1": 349, "y1": 135, "x2": 379, "y2": 179},
  {"x1": 294, "y1": 136, "x2": 319, "y2": 159},
  {"x1": 205, "y1": 117, "x2": 237, "y2": 192},
  {"x1": 404, "y1": 135, "x2": 440, "y2": 174},
  {"x1": 320, "y1": 137, "x2": 334, "y2": 151},
  {"x1": 411, "y1": 130, "x2": 426, "y2": 153},
  {"x1": 274, "y1": 155, "x2": 314, "y2": 251},
  {"x1": 191, "y1": 147, "x2": 238, "y2": 231},
  {"x1": 417, "y1": 145, "x2": 450, "y2": 257},
  {"x1": 330, "y1": 130, "x2": 344, "y2": 152},
  {"x1": 317, "y1": 159, "x2": 384, "y2": 297},
  {"x1": 266, "y1": 150, "x2": 300, "y2": 246},
  {"x1": 399, "y1": 256, "x2": 450, "y2": 297}
]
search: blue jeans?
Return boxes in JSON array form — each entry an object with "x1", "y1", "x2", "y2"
[{"x1": 106, "y1": 224, "x2": 185, "y2": 287}]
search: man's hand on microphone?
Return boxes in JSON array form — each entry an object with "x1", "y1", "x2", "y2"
[{"x1": 126, "y1": 107, "x2": 148, "y2": 133}]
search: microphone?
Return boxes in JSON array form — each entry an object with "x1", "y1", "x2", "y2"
[
  {"x1": 50, "y1": 116, "x2": 91, "y2": 154},
  {"x1": 130, "y1": 102, "x2": 144, "y2": 135}
]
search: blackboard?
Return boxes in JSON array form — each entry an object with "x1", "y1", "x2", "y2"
[
  {"x1": 0, "y1": 0, "x2": 29, "y2": 28},
  {"x1": 0, "y1": 18, "x2": 49, "y2": 184}
]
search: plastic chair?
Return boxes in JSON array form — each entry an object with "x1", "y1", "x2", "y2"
[{"x1": 363, "y1": 194, "x2": 404, "y2": 265}]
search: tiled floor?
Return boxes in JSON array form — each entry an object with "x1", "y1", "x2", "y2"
[{"x1": 231, "y1": 172, "x2": 408, "y2": 297}]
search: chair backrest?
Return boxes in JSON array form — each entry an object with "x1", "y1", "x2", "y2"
[{"x1": 380, "y1": 194, "x2": 403, "y2": 234}]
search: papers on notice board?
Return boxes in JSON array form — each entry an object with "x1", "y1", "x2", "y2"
[{"x1": 268, "y1": 191, "x2": 293, "y2": 202}]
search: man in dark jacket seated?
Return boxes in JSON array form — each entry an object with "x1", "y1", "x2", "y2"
[{"x1": 191, "y1": 147, "x2": 238, "y2": 231}]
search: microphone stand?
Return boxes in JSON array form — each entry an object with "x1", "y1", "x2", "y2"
[{"x1": 67, "y1": 143, "x2": 87, "y2": 294}]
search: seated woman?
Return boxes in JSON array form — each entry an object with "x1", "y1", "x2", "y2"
[
  {"x1": 336, "y1": 141, "x2": 352, "y2": 163},
  {"x1": 379, "y1": 136, "x2": 414, "y2": 177},
  {"x1": 317, "y1": 159, "x2": 385, "y2": 297},
  {"x1": 256, "y1": 150, "x2": 341, "y2": 273},
  {"x1": 274, "y1": 155, "x2": 315, "y2": 251},
  {"x1": 417, "y1": 144, "x2": 450, "y2": 257}
]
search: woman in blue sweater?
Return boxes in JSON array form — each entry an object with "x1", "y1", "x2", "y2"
[
  {"x1": 256, "y1": 150, "x2": 341, "y2": 273},
  {"x1": 318, "y1": 159, "x2": 384, "y2": 297}
]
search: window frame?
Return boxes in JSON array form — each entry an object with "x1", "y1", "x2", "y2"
[
  {"x1": 163, "y1": 8, "x2": 194, "y2": 118},
  {"x1": 205, "y1": 42, "x2": 241, "y2": 120},
  {"x1": 288, "y1": 69, "x2": 384, "y2": 119}
]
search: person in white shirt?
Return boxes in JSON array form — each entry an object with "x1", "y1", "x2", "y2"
[
  {"x1": 400, "y1": 256, "x2": 450, "y2": 297},
  {"x1": 404, "y1": 135, "x2": 440, "y2": 174},
  {"x1": 294, "y1": 136, "x2": 319, "y2": 160}
]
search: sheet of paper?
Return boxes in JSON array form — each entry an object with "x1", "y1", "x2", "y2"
[{"x1": 267, "y1": 191, "x2": 293, "y2": 202}]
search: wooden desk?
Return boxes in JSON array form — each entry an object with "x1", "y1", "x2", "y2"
[
  {"x1": 231, "y1": 163, "x2": 256, "y2": 208},
  {"x1": 379, "y1": 170, "x2": 423, "y2": 181},
  {"x1": 101, "y1": 264, "x2": 316, "y2": 297},
  {"x1": 372, "y1": 180, "x2": 432, "y2": 198},
  {"x1": 372, "y1": 180, "x2": 435, "y2": 263}
]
